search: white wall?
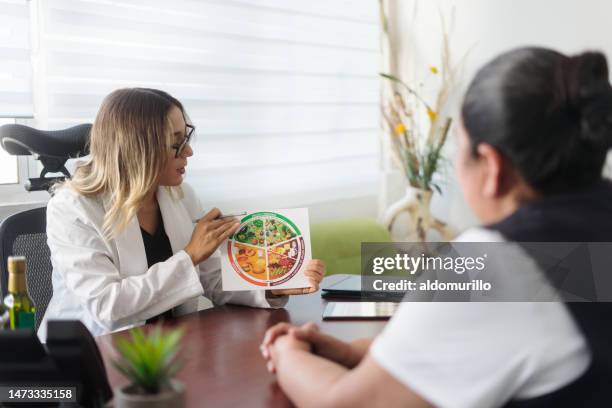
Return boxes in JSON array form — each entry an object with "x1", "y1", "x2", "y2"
[
  {"x1": 0, "y1": 202, "x2": 46, "y2": 224},
  {"x1": 387, "y1": 0, "x2": 612, "y2": 234}
]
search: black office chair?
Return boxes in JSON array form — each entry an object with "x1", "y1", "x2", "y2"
[
  {"x1": 0, "y1": 207, "x2": 51, "y2": 330},
  {"x1": 0, "y1": 124, "x2": 91, "y2": 329},
  {"x1": 0, "y1": 123, "x2": 91, "y2": 191}
]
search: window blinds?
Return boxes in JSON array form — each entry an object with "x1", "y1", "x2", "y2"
[
  {"x1": 0, "y1": 0, "x2": 33, "y2": 118},
  {"x1": 34, "y1": 0, "x2": 380, "y2": 209}
]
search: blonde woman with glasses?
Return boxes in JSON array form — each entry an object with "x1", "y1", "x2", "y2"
[{"x1": 38, "y1": 88, "x2": 325, "y2": 340}]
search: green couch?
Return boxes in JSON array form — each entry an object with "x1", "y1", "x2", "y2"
[{"x1": 310, "y1": 218, "x2": 391, "y2": 276}]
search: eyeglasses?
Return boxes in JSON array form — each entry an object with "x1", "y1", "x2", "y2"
[{"x1": 171, "y1": 124, "x2": 195, "y2": 158}]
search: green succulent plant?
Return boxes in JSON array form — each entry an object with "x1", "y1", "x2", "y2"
[{"x1": 112, "y1": 325, "x2": 184, "y2": 394}]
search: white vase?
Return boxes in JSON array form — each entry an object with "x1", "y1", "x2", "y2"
[
  {"x1": 383, "y1": 186, "x2": 454, "y2": 242},
  {"x1": 114, "y1": 380, "x2": 185, "y2": 408}
]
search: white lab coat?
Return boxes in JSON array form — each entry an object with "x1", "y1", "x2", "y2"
[{"x1": 38, "y1": 183, "x2": 286, "y2": 340}]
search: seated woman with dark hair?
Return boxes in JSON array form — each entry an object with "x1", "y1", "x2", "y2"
[{"x1": 260, "y1": 47, "x2": 612, "y2": 408}]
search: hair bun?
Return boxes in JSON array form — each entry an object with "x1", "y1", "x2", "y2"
[{"x1": 564, "y1": 51, "x2": 612, "y2": 147}]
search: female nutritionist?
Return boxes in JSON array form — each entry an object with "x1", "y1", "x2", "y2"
[
  {"x1": 38, "y1": 88, "x2": 325, "y2": 340},
  {"x1": 261, "y1": 47, "x2": 612, "y2": 407}
]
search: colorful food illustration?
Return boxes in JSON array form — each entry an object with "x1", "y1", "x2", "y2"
[
  {"x1": 234, "y1": 218, "x2": 265, "y2": 246},
  {"x1": 232, "y1": 243, "x2": 267, "y2": 280},
  {"x1": 266, "y1": 251, "x2": 297, "y2": 279},
  {"x1": 269, "y1": 239, "x2": 299, "y2": 259},
  {"x1": 265, "y1": 217, "x2": 296, "y2": 245},
  {"x1": 228, "y1": 212, "x2": 305, "y2": 287}
]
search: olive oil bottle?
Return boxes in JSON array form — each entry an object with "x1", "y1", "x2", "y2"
[{"x1": 3, "y1": 256, "x2": 36, "y2": 329}]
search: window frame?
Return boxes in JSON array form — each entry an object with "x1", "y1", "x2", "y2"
[
  {"x1": 0, "y1": 155, "x2": 49, "y2": 204},
  {"x1": 0, "y1": 117, "x2": 49, "y2": 204},
  {"x1": 0, "y1": 117, "x2": 19, "y2": 186}
]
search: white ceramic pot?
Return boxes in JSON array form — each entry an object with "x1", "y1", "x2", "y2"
[{"x1": 114, "y1": 380, "x2": 185, "y2": 408}]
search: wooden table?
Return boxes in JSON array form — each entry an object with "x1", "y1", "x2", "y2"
[{"x1": 96, "y1": 287, "x2": 387, "y2": 407}]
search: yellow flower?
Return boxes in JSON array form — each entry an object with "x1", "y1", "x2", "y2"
[
  {"x1": 429, "y1": 65, "x2": 439, "y2": 75},
  {"x1": 394, "y1": 123, "x2": 407, "y2": 135},
  {"x1": 427, "y1": 108, "x2": 437, "y2": 122}
]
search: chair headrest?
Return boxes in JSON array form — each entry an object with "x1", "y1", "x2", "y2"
[{"x1": 0, "y1": 124, "x2": 91, "y2": 159}]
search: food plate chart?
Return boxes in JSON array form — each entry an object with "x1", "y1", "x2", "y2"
[{"x1": 220, "y1": 208, "x2": 312, "y2": 290}]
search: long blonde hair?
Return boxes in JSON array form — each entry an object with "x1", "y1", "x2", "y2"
[{"x1": 62, "y1": 88, "x2": 185, "y2": 239}]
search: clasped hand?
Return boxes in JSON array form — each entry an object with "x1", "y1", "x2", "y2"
[{"x1": 260, "y1": 322, "x2": 355, "y2": 374}]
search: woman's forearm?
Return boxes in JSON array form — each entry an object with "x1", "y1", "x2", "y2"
[
  {"x1": 307, "y1": 333, "x2": 373, "y2": 368},
  {"x1": 276, "y1": 349, "x2": 349, "y2": 408},
  {"x1": 345, "y1": 338, "x2": 373, "y2": 368}
]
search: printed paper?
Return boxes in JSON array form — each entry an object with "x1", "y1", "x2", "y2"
[{"x1": 220, "y1": 208, "x2": 312, "y2": 291}]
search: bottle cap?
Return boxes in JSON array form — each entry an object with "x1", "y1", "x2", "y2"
[{"x1": 7, "y1": 256, "x2": 26, "y2": 274}]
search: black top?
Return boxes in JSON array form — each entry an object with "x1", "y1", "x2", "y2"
[
  {"x1": 140, "y1": 209, "x2": 174, "y2": 323},
  {"x1": 488, "y1": 181, "x2": 612, "y2": 408},
  {"x1": 488, "y1": 180, "x2": 612, "y2": 242}
]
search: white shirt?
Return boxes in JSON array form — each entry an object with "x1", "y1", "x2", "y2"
[
  {"x1": 370, "y1": 228, "x2": 590, "y2": 408},
  {"x1": 39, "y1": 183, "x2": 285, "y2": 340}
]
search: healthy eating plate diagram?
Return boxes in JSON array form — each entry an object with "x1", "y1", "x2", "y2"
[{"x1": 220, "y1": 209, "x2": 312, "y2": 290}]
